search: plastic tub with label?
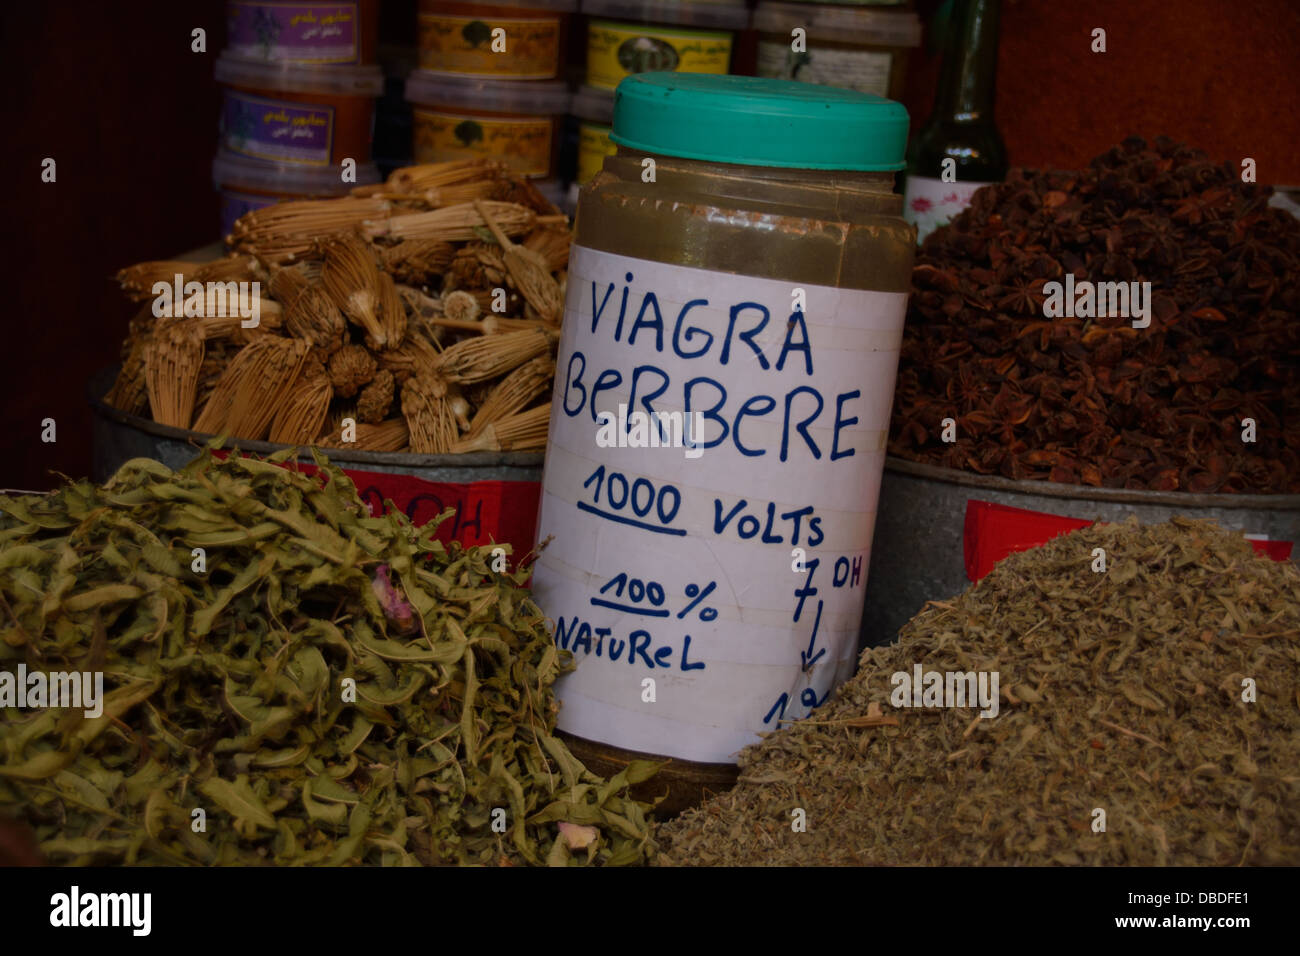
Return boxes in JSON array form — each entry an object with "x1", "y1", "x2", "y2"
[
  {"x1": 753, "y1": 0, "x2": 921, "y2": 99},
  {"x1": 582, "y1": 0, "x2": 750, "y2": 91},
  {"x1": 406, "y1": 70, "x2": 570, "y2": 179},
  {"x1": 571, "y1": 84, "x2": 616, "y2": 185},
  {"x1": 213, "y1": 150, "x2": 381, "y2": 239},
  {"x1": 418, "y1": 0, "x2": 577, "y2": 79},
  {"x1": 215, "y1": 52, "x2": 384, "y2": 166},
  {"x1": 225, "y1": 0, "x2": 380, "y2": 65}
]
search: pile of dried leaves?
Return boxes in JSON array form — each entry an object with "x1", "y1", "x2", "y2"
[
  {"x1": 659, "y1": 518, "x2": 1300, "y2": 865},
  {"x1": 891, "y1": 136, "x2": 1300, "y2": 492},
  {"x1": 0, "y1": 448, "x2": 655, "y2": 866}
]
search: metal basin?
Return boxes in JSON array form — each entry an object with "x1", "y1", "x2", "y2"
[
  {"x1": 860, "y1": 456, "x2": 1300, "y2": 648},
  {"x1": 88, "y1": 366, "x2": 543, "y2": 483}
]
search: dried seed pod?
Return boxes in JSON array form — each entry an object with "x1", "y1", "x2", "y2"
[
  {"x1": 366, "y1": 201, "x2": 548, "y2": 243},
  {"x1": 105, "y1": 336, "x2": 150, "y2": 417},
  {"x1": 451, "y1": 403, "x2": 550, "y2": 453},
  {"x1": 474, "y1": 200, "x2": 564, "y2": 324},
  {"x1": 522, "y1": 226, "x2": 572, "y2": 272},
  {"x1": 433, "y1": 327, "x2": 554, "y2": 384},
  {"x1": 373, "y1": 271, "x2": 408, "y2": 351},
  {"x1": 270, "y1": 358, "x2": 333, "y2": 444},
  {"x1": 194, "y1": 342, "x2": 231, "y2": 412},
  {"x1": 376, "y1": 332, "x2": 440, "y2": 386},
  {"x1": 122, "y1": 304, "x2": 156, "y2": 361},
  {"x1": 402, "y1": 373, "x2": 459, "y2": 454},
  {"x1": 481, "y1": 315, "x2": 548, "y2": 334},
  {"x1": 269, "y1": 265, "x2": 347, "y2": 355},
  {"x1": 356, "y1": 369, "x2": 395, "y2": 424},
  {"x1": 347, "y1": 418, "x2": 411, "y2": 452},
  {"x1": 230, "y1": 196, "x2": 398, "y2": 264},
  {"x1": 319, "y1": 233, "x2": 391, "y2": 347},
  {"x1": 468, "y1": 354, "x2": 554, "y2": 438},
  {"x1": 381, "y1": 238, "x2": 455, "y2": 284},
  {"x1": 386, "y1": 158, "x2": 501, "y2": 194},
  {"x1": 328, "y1": 344, "x2": 378, "y2": 398},
  {"x1": 443, "y1": 289, "x2": 481, "y2": 323},
  {"x1": 396, "y1": 284, "x2": 440, "y2": 321},
  {"x1": 115, "y1": 255, "x2": 263, "y2": 301},
  {"x1": 143, "y1": 321, "x2": 205, "y2": 428},
  {"x1": 193, "y1": 337, "x2": 310, "y2": 440}
]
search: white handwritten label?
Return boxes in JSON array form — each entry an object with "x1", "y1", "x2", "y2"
[{"x1": 531, "y1": 246, "x2": 908, "y2": 762}]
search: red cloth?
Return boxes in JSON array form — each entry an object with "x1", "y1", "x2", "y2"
[{"x1": 963, "y1": 499, "x2": 1292, "y2": 582}]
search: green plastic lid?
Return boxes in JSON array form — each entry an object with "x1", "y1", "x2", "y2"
[{"x1": 610, "y1": 72, "x2": 909, "y2": 170}]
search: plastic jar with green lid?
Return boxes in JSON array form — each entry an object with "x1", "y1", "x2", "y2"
[
  {"x1": 531, "y1": 73, "x2": 915, "y2": 810},
  {"x1": 582, "y1": 0, "x2": 750, "y2": 90}
]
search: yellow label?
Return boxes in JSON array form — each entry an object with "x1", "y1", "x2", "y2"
[
  {"x1": 413, "y1": 109, "x2": 552, "y2": 178},
  {"x1": 577, "y1": 122, "x2": 616, "y2": 184},
  {"x1": 586, "y1": 19, "x2": 733, "y2": 90},
  {"x1": 418, "y1": 14, "x2": 561, "y2": 78}
]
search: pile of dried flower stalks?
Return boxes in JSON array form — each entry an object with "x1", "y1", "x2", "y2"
[
  {"x1": 105, "y1": 159, "x2": 566, "y2": 455},
  {"x1": 658, "y1": 517, "x2": 1300, "y2": 865}
]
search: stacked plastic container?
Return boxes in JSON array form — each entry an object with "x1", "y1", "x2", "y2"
[
  {"x1": 408, "y1": 0, "x2": 575, "y2": 208},
  {"x1": 569, "y1": 0, "x2": 750, "y2": 203},
  {"x1": 214, "y1": 1, "x2": 385, "y2": 238},
  {"x1": 752, "y1": 0, "x2": 921, "y2": 99}
]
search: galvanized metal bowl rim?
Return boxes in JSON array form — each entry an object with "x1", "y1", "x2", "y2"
[
  {"x1": 88, "y1": 365, "x2": 545, "y2": 470},
  {"x1": 884, "y1": 455, "x2": 1300, "y2": 511}
]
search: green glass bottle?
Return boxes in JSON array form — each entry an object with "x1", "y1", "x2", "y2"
[{"x1": 903, "y1": 0, "x2": 1008, "y2": 243}]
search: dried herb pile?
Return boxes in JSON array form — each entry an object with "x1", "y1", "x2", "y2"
[
  {"x1": 0, "y1": 449, "x2": 655, "y2": 866},
  {"x1": 658, "y1": 518, "x2": 1300, "y2": 866},
  {"x1": 891, "y1": 136, "x2": 1300, "y2": 493},
  {"x1": 106, "y1": 159, "x2": 566, "y2": 455}
]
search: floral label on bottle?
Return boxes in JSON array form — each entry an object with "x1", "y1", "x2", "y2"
[
  {"x1": 903, "y1": 175, "x2": 996, "y2": 244},
  {"x1": 227, "y1": 2, "x2": 360, "y2": 64},
  {"x1": 221, "y1": 91, "x2": 335, "y2": 166}
]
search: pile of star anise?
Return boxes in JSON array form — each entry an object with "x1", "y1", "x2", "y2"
[{"x1": 890, "y1": 135, "x2": 1300, "y2": 493}]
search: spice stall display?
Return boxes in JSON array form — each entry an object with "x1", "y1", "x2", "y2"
[
  {"x1": 659, "y1": 518, "x2": 1300, "y2": 866},
  {"x1": 861, "y1": 135, "x2": 1300, "y2": 646},
  {"x1": 891, "y1": 136, "x2": 1300, "y2": 493},
  {"x1": 0, "y1": 449, "x2": 655, "y2": 866},
  {"x1": 105, "y1": 159, "x2": 568, "y2": 457}
]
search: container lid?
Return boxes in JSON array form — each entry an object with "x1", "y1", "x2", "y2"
[
  {"x1": 572, "y1": 84, "x2": 616, "y2": 123},
  {"x1": 753, "y1": 0, "x2": 921, "y2": 47},
  {"x1": 406, "y1": 70, "x2": 570, "y2": 113},
  {"x1": 581, "y1": 0, "x2": 750, "y2": 31},
  {"x1": 215, "y1": 51, "x2": 384, "y2": 96},
  {"x1": 213, "y1": 150, "x2": 381, "y2": 193},
  {"x1": 611, "y1": 72, "x2": 909, "y2": 170}
]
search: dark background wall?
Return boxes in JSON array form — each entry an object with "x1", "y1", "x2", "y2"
[{"x1": 1, "y1": 0, "x2": 1296, "y2": 490}]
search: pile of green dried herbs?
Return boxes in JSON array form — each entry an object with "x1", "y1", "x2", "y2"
[
  {"x1": 659, "y1": 518, "x2": 1300, "y2": 866},
  {"x1": 0, "y1": 447, "x2": 655, "y2": 866}
]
